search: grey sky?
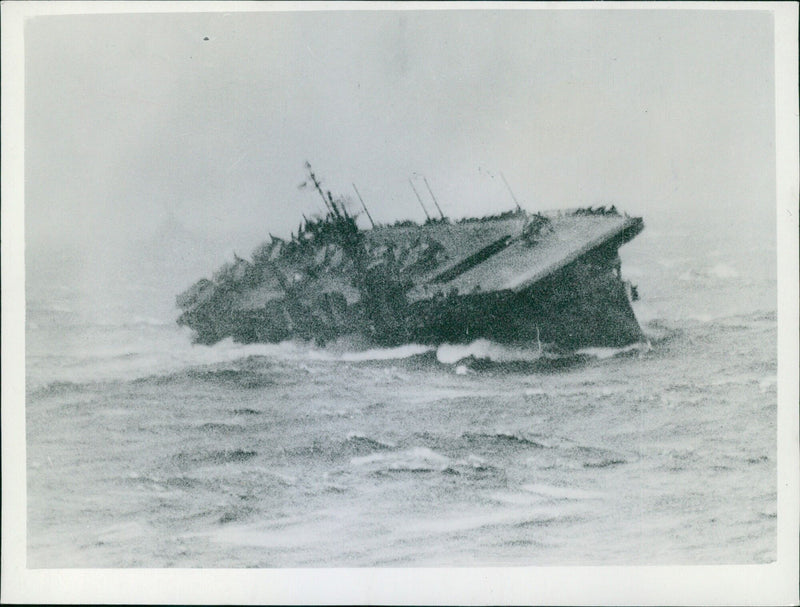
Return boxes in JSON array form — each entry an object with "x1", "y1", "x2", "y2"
[{"x1": 25, "y1": 8, "x2": 774, "y2": 258}]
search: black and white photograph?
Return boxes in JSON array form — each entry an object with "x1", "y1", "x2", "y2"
[{"x1": 2, "y1": 2, "x2": 798, "y2": 604}]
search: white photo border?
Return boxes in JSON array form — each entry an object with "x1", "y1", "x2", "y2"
[{"x1": 2, "y1": 2, "x2": 797, "y2": 604}]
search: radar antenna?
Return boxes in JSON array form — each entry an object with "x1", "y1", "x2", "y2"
[
  {"x1": 500, "y1": 171, "x2": 522, "y2": 212},
  {"x1": 352, "y1": 183, "x2": 376, "y2": 229},
  {"x1": 304, "y1": 161, "x2": 337, "y2": 216},
  {"x1": 409, "y1": 179, "x2": 431, "y2": 221},
  {"x1": 422, "y1": 177, "x2": 446, "y2": 220}
]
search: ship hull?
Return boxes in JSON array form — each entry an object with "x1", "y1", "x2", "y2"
[
  {"x1": 178, "y1": 247, "x2": 643, "y2": 350},
  {"x1": 402, "y1": 256, "x2": 642, "y2": 350}
]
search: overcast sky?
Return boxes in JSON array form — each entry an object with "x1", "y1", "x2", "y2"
[{"x1": 25, "y1": 8, "x2": 775, "y2": 260}]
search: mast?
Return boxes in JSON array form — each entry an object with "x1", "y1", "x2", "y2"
[
  {"x1": 409, "y1": 179, "x2": 431, "y2": 221},
  {"x1": 352, "y1": 183, "x2": 376, "y2": 229},
  {"x1": 500, "y1": 171, "x2": 522, "y2": 212},
  {"x1": 305, "y1": 161, "x2": 335, "y2": 215},
  {"x1": 327, "y1": 190, "x2": 345, "y2": 219},
  {"x1": 422, "y1": 177, "x2": 446, "y2": 220}
]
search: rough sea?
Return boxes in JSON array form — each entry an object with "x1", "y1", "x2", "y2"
[{"x1": 25, "y1": 215, "x2": 777, "y2": 567}]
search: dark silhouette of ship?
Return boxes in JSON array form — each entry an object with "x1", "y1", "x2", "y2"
[{"x1": 177, "y1": 165, "x2": 644, "y2": 350}]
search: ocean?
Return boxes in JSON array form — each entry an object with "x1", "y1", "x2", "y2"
[{"x1": 25, "y1": 215, "x2": 777, "y2": 568}]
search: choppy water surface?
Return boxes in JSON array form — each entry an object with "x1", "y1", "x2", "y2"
[{"x1": 26, "y1": 220, "x2": 777, "y2": 567}]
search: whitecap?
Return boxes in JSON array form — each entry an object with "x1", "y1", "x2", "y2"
[
  {"x1": 465, "y1": 454, "x2": 488, "y2": 468},
  {"x1": 436, "y1": 339, "x2": 543, "y2": 364},
  {"x1": 350, "y1": 447, "x2": 449, "y2": 472},
  {"x1": 335, "y1": 344, "x2": 433, "y2": 362},
  {"x1": 349, "y1": 452, "x2": 389, "y2": 467},
  {"x1": 575, "y1": 342, "x2": 650, "y2": 360}
]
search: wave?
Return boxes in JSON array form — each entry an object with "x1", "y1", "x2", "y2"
[
  {"x1": 348, "y1": 446, "x2": 506, "y2": 481},
  {"x1": 462, "y1": 431, "x2": 546, "y2": 449},
  {"x1": 520, "y1": 483, "x2": 604, "y2": 501},
  {"x1": 573, "y1": 445, "x2": 629, "y2": 469},
  {"x1": 197, "y1": 422, "x2": 247, "y2": 434},
  {"x1": 582, "y1": 458, "x2": 627, "y2": 469},
  {"x1": 310, "y1": 343, "x2": 434, "y2": 362},
  {"x1": 218, "y1": 506, "x2": 255, "y2": 525},
  {"x1": 27, "y1": 333, "x2": 652, "y2": 390},
  {"x1": 282, "y1": 432, "x2": 398, "y2": 461},
  {"x1": 28, "y1": 380, "x2": 89, "y2": 397},
  {"x1": 26, "y1": 334, "x2": 428, "y2": 389},
  {"x1": 183, "y1": 367, "x2": 278, "y2": 390},
  {"x1": 28, "y1": 303, "x2": 772, "y2": 390},
  {"x1": 436, "y1": 339, "x2": 651, "y2": 370},
  {"x1": 346, "y1": 432, "x2": 397, "y2": 450},
  {"x1": 231, "y1": 408, "x2": 261, "y2": 416},
  {"x1": 190, "y1": 338, "x2": 433, "y2": 365},
  {"x1": 407, "y1": 503, "x2": 574, "y2": 535},
  {"x1": 172, "y1": 449, "x2": 258, "y2": 468},
  {"x1": 437, "y1": 340, "x2": 545, "y2": 365},
  {"x1": 350, "y1": 447, "x2": 450, "y2": 473},
  {"x1": 576, "y1": 342, "x2": 650, "y2": 360}
]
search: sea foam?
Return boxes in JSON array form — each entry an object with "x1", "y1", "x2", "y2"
[{"x1": 436, "y1": 339, "x2": 543, "y2": 364}]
